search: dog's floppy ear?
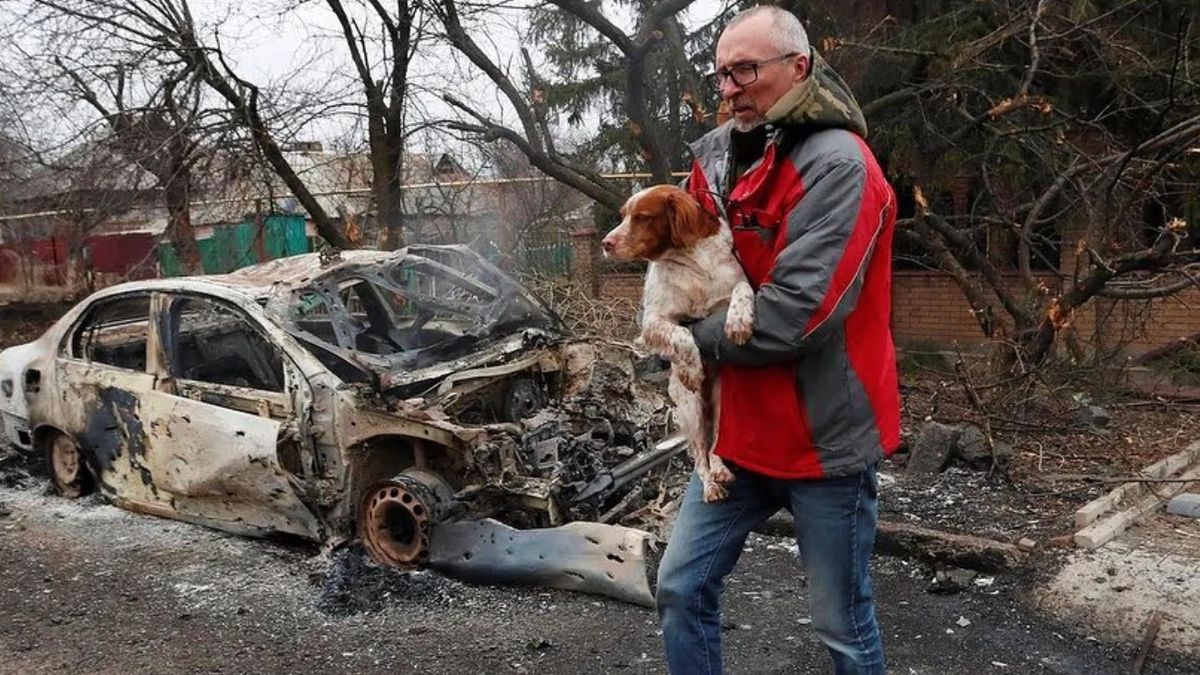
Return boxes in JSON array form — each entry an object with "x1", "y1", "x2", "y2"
[{"x1": 668, "y1": 190, "x2": 720, "y2": 248}]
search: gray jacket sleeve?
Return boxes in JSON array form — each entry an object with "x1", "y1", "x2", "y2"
[{"x1": 691, "y1": 158, "x2": 886, "y2": 366}]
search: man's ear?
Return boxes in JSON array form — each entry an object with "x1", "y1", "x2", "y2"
[
  {"x1": 794, "y1": 54, "x2": 810, "y2": 83},
  {"x1": 668, "y1": 191, "x2": 719, "y2": 248}
]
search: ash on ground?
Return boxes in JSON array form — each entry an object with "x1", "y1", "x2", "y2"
[
  {"x1": 880, "y1": 463, "x2": 1081, "y2": 541},
  {"x1": 0, "y1": 445, "x2": 40, "y2": 490},
  {"x1": 315, "y1": 546, "x2": 459, "y2": 616}
]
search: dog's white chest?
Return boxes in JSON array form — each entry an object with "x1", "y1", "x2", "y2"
[{"x1": 644, "y1": 249, "x2": 743, "y2": 320}]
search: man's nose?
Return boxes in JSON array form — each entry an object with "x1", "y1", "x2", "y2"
[{"x1": 719, "y1": 77, "x2": 743, "y2": 99}]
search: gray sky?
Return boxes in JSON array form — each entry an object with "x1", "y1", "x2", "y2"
[
  {"x1": 195, "y1": 0, "x2": 727, "y2": 151},
  {"x1": 2, "y1": 0, "x2": 728, "y2": 166}
]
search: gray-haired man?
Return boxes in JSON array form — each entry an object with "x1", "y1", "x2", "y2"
[{"x1": 655, "y1": 7, "x2": 898, "y2": 674}]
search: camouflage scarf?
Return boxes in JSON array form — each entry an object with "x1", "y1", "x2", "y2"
[{"x1": 765, "y1": 51, "x2": 868, "y2": 138}]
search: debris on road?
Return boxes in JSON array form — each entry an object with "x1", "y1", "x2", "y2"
[
  {"x1": 875, "y1": 521, "x2": 1026, "y2": 572},
  {"x1": 905, "y1": 421, "x2": 1014, "y2": 478},
  {"x1": 927, "y1": 567, "x2": 977, "y2": 595},
  {"x1": 1072, "y1": 393, "x2": 1113, "y2": 431},
  {"x1": 429, "y1": 518, "x2": 661, "y2": 606},
  {"x1": 755, "y1": 511, "x2": 1026, "y2": 572},
  {"x1": 1132, "y1": 609, "x2": 1165, "y2": 674}
]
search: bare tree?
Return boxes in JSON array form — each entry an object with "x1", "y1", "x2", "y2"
[
  {"x1": 28, "y1": 0, "x2": 362, "y2": 248},
  {"x1": 56, "y1": 61, "x2": 213, "y2": 273},
  {"x1": 325, "y1": 0, "x2": 428, "y2": 248},
  {"x1": 831, "y1": 1, "x2": 1200, "y2": 367},
  {"x1": 434, "y1": 0, "x2": 710, "y2": 211}
]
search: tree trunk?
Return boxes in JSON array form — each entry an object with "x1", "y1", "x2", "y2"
[
  {"x1": 163, "y1": 168, "x2": 202, "y2": 275},
  {"x1": 374, "y1": 142, "x2": 406, "y2": 250}
]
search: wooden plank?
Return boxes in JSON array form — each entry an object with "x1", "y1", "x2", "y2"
[
  {"x1": 1074, "y1": 464, "x2": 1200, "y2": 550},
  {"x1": 755, "y1": 513, "x2": 1025, "y2": 572},
  {"x1": 874, "y1": 521, "x2": 1026, "y2": 571},
  {"x1": 1074, "y1": 442, "x2": 1200, "y2": 528}
]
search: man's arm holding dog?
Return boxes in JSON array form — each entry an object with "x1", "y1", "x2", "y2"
[{"x1": 691, "y1": 157, "x2": 892, "y2": 367}]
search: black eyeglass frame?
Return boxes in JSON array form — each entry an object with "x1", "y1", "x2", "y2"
[{"x1": 704, "y1": 52, "x2": 800, "y2": 91}]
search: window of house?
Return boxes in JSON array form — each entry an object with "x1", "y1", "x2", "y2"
[{"x1": 70, "y1": 294, "x2": 151, "y2": 371}]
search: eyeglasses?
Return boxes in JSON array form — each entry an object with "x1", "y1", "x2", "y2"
[{"x1": 704, "y1": 52, "x2": 799, "y2": 91}]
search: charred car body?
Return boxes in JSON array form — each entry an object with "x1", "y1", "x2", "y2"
[{"x1": 0, "y1": 246, "x2": 679, "y2": 603}]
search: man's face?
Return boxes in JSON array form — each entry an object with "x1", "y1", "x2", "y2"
[{"x1": 714, "y1": 15, "x2": 808, "y2": 132}]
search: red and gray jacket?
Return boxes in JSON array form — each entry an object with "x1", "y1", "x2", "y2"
[{"x1": 687, "y1": 53, "x2": 900, "y2": 480}]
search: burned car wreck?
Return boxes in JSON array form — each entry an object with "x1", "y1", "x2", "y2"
[{"x1": 0, "y1": 245, "x2": 680, "y2": 604}]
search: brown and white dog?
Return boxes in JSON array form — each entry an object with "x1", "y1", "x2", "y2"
[{"x1": 601, "y1": 185, "x2": 754, "y2": 502}]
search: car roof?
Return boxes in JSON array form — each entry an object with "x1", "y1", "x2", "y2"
[
  {"x1": 87, "y1": 249, "x2": 404, "y2": 303},
  {"x1": 214, "y1": 249, "x2": 396, "y2": 291}
]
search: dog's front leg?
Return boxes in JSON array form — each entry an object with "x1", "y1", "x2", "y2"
[
  {"x1": 642, "y1": 316, "x2": 703, "y2": 391},
  {"x1": 723, "y1": 281, "x2": 755, "y2": 345}
]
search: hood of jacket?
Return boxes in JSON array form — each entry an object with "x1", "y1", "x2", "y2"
[{"x1": 764, "y1": 50, "x2": 867, "y2": 138}]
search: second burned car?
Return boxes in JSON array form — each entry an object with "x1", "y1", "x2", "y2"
[{"x1": 0, "y1": 245, "x2": 680, "y2": 603}]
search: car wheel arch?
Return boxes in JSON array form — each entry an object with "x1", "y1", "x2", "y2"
[
  {"x1": 32, "y1": 424, "x2": 71, "y2": 453},
  {"x1": 35, "y1": 426, "x2": 95, "y2": 497},
  {"x1": 348, "y1": 435, "x2": 461, "y2": 492}
]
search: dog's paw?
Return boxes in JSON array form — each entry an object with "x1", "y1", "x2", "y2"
[
  {"x1": 708, "y1": 462, "x2": 735, "y2": 486},
  {"x1": 724, "y1": 313, "x2": 753, "y2": 345},
  {"x1": 702, "y1": 479, "x2": 730, "y2": 503}
]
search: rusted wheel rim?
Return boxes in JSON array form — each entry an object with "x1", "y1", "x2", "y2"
[
  {"x1": 358, "y1": 480, "x2": 432, "y2": 567},
  {"x1": 49, "y1": 434, "x2": 83, "y2": 498}
]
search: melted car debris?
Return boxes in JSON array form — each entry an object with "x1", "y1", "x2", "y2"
[{"x1": 0, "y1": 246, "x2": 684, "y2": 605}]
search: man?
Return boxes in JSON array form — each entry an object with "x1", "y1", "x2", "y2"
[{"x1": 654, "y1": 6, "x2": 899, "y2": 675}]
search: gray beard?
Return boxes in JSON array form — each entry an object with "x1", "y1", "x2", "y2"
[{"x1": 733, "y1": 115, "x2": 766, "y2": 133}]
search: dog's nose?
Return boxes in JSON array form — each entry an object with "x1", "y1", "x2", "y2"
[{"x1": 601, "y1": 236, "x2": 617, "y2": 254}]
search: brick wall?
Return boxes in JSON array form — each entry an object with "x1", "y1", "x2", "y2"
[
  {"x1": 586, "y1": 265, "x2": 1200, "y2": 356},
  {"x1": 597, "y1": 273, "x2": 644, "y2": 303},
  {"x1": 890, "y1": 272, "x2": 991, "y2": 345},
  {"x1": 1091, "y1": 290, "x2": 1200, "y2": 354},
  {"x1": 874, "y1": 273, "x2": 1200, "y2": 354}
]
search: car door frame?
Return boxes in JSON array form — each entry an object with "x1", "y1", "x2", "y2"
[
  {"x1": 52, "y1": 289, "x2": 162, "y2": 506},
  {"x1": 125, "y1": 290, "x2": 326, "y2": 540}
]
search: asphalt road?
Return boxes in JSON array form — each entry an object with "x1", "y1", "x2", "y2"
[{"x1": 1, "y1": 484, "x2": 1195, "y2": 675}]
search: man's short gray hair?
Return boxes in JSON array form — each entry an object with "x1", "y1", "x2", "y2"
[{"x1": 725, "y1": 5, "x2": 811, "y2": 56}]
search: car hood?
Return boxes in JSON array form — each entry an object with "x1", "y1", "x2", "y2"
[{"x1": 375, "y1": 327, "x2": 562, "y2": 399}]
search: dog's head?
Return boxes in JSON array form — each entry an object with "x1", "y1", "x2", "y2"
[{"x1": 601, "y1": 185, "x2": 720, "y2": 261}]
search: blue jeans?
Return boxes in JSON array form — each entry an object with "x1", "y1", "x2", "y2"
[{"x1": 656, "y1": 463, "x2": 885, "y2": 675}]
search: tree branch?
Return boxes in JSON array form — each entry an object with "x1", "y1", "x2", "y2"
[{"x1": 442, "y1": 94, "x2": 623, "y2": 210}]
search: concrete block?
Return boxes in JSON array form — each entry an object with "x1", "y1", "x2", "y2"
[
  {"x1": 1074, "y1": 442, "x2": 1200, "y2": 528},
  {"x1": 1167, "y1": 493, "x2": 1200, "y2": 519},
  {"x1": 1076, "y1": 466, "x2": 1200, "y2": 549}
]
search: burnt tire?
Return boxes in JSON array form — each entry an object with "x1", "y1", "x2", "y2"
[
  {"x1": 45, "y1": 432, "x2": 92, "y2": 498},
  {"x1": 356, "y1": 469, "x2": 455, "y2": 568}
]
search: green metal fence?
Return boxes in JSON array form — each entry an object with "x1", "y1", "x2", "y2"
[{"x1": 159, "y1": 215, "x2": 310, "y2": 276}]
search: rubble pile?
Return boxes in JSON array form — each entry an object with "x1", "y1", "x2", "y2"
[{"x1": 458, "y1": 341, "x2": 682, "y2": 530}]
